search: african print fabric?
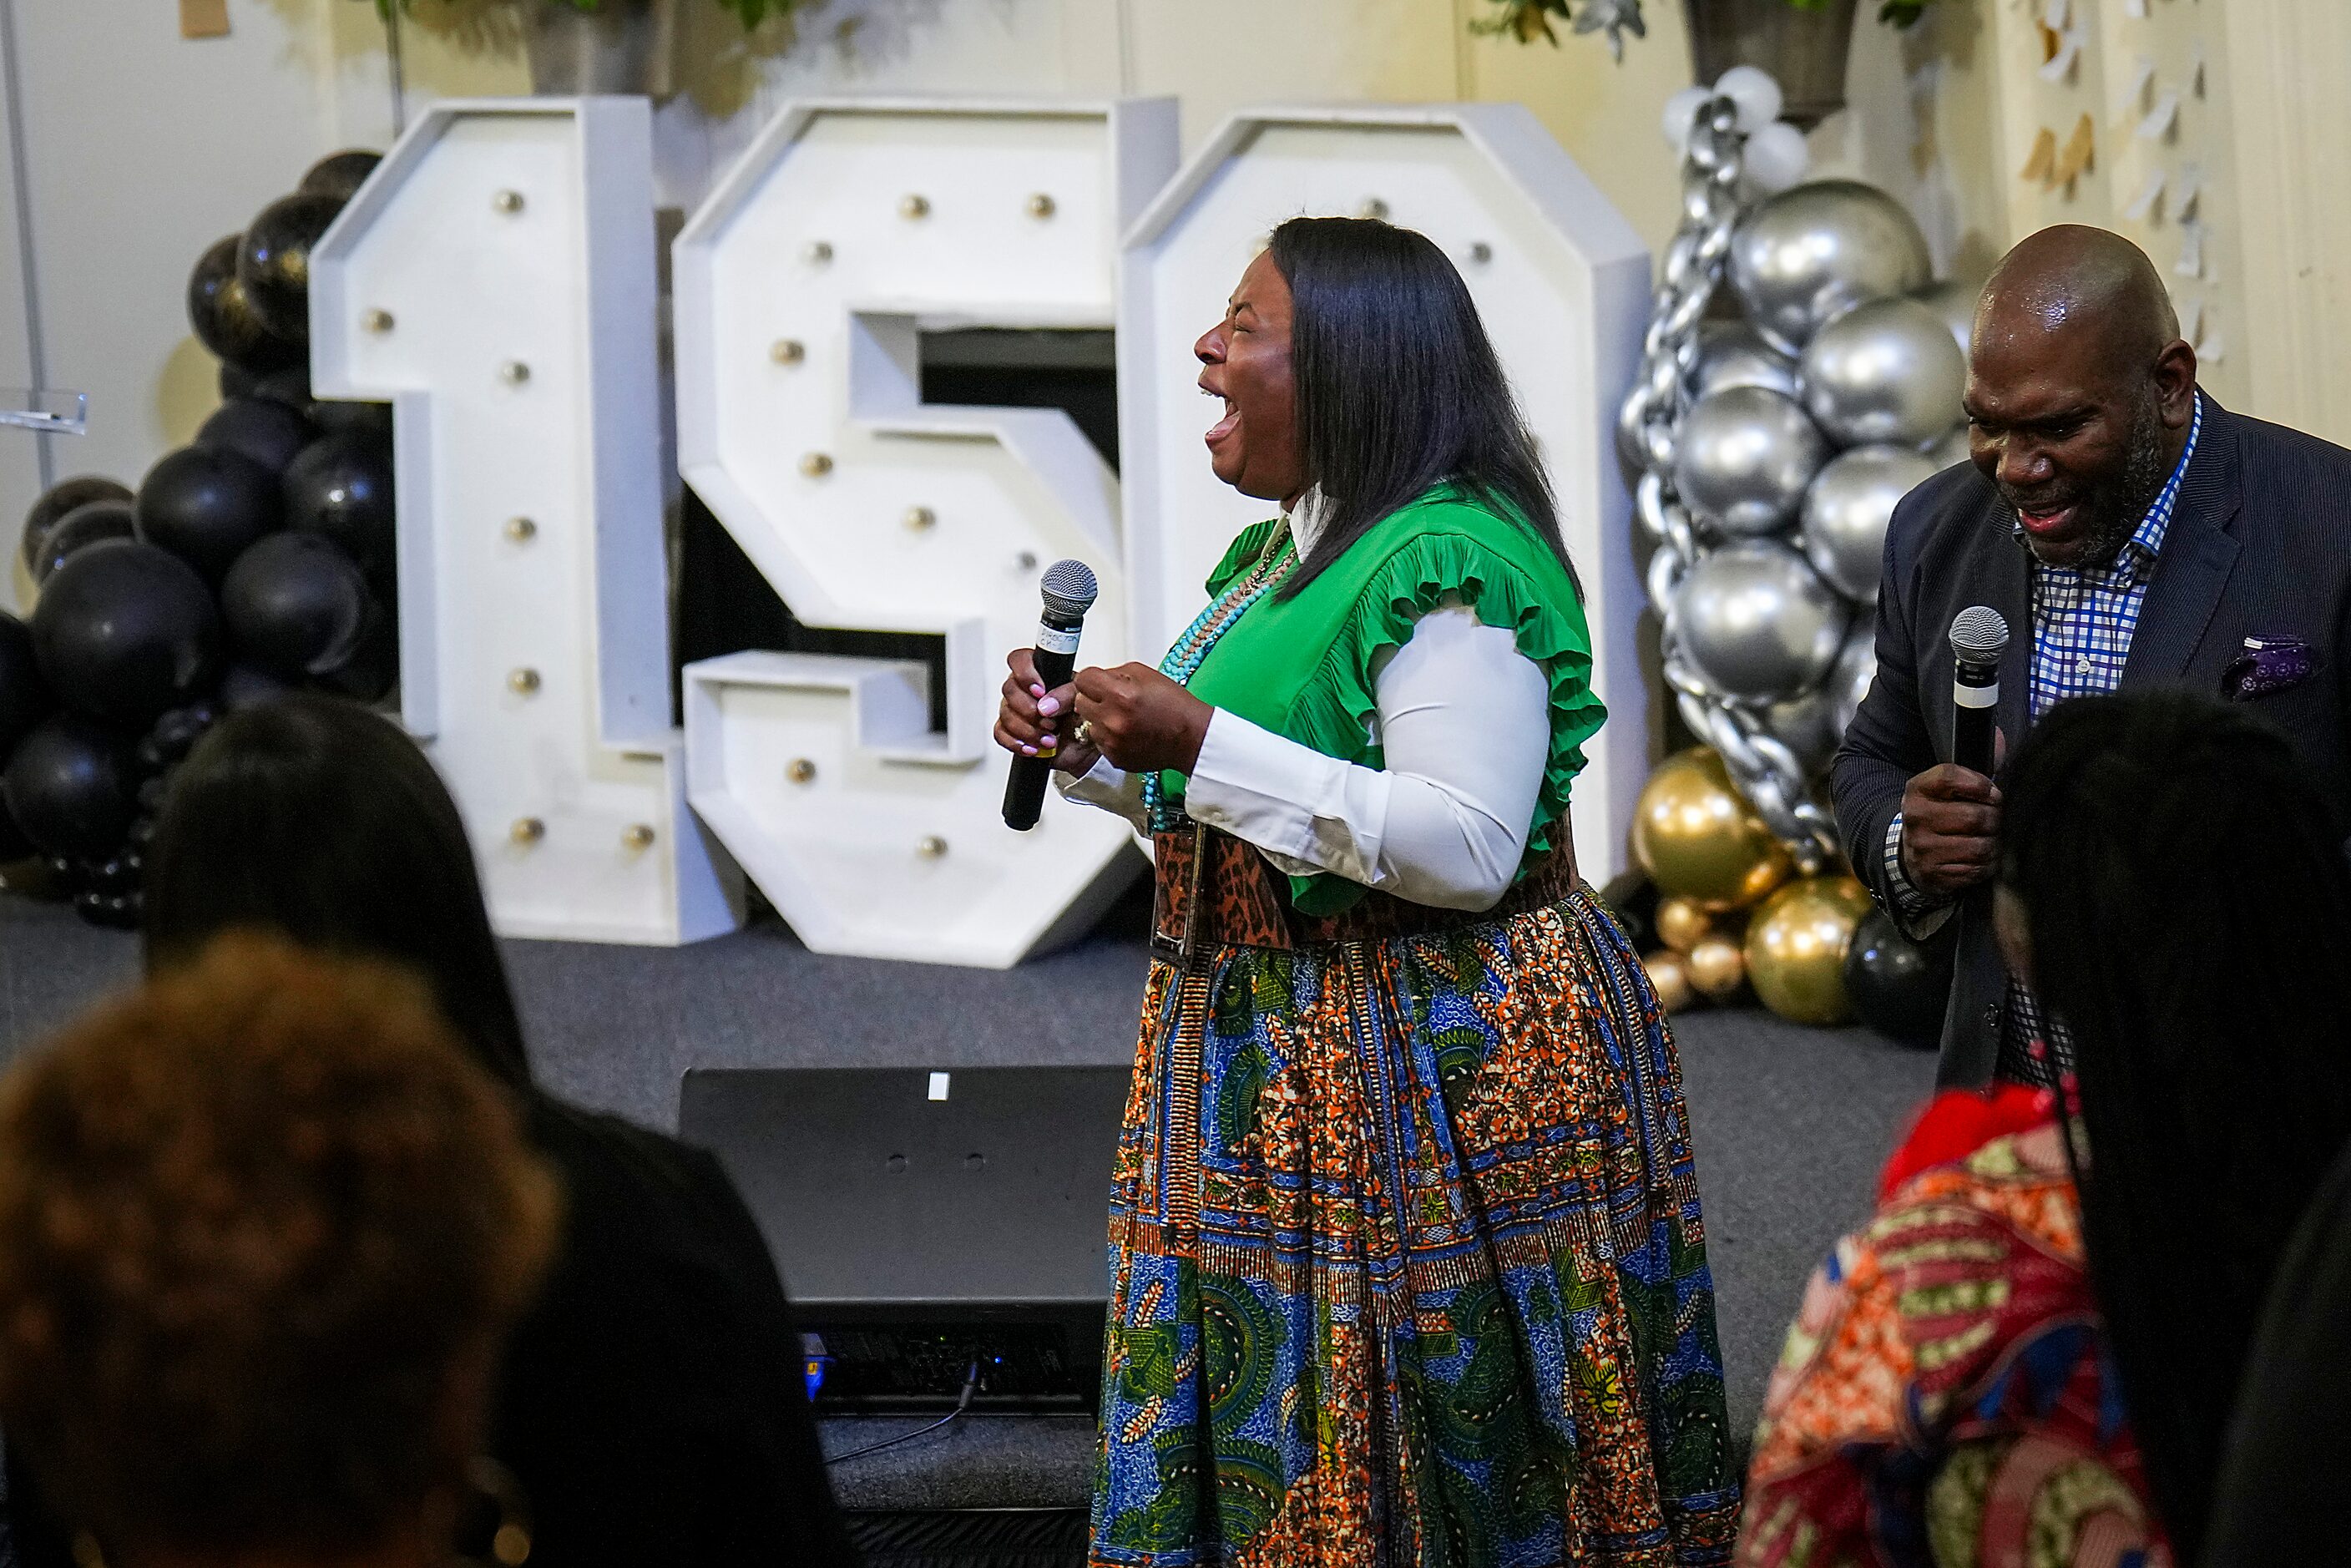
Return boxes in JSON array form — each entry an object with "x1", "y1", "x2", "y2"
[
  {"x1": 1738, "y1": 1090, "x2": 2172, "y2": 1568},
  {"x1": 1092, "y1": 886, "x2": 1740, "y2": 1566}
]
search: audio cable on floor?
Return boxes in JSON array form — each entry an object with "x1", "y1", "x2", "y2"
[{"x1": 824, "y1": 1359, "x2": 981, "y2": 1467}]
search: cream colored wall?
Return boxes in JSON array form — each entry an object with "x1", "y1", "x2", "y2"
[
  {"x1": 2223, "y1": 0, "x2": 2351, "y2": 444},
  {"x1": 1951, "y1": 0, "x2": 2252, "y2": 411},
  {"x1": 0, "y1": 18, "x2": 43, "y2": 612},
  {"x1": 0, "y1": 0, "x2": 322, "y2": 609},
  {"x1": 0, "y1": 0, "x2": 529, "y2": 613}
]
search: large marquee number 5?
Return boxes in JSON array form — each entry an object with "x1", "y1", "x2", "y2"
[
  {"x1": 311, "y1": 99, "x2": 741, "y2": 945},
  {"x1": 675, "y1": 100, "x2": 1176, "y2": 967}
]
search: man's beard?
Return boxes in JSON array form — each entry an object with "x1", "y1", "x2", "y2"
[{"x1": 2007, "y1": 395, "x2": 2171, "y2": 567}]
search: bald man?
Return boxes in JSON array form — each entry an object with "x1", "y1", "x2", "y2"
[{"x1": 1833, "y1": 225, "x2": 2351, "y2": 1086}]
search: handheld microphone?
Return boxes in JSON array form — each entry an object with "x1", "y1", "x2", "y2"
[
  {"x1": 1002, "y1": 559, "x2": 1100, "y2": 832},
  {"x1": 1949, "y1": 605, "x2": 2009, "y2": 779}
]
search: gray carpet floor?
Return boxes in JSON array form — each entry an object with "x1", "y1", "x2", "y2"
[{"x1": 0, "y1": 893, "x2": 1937, "y2": 1506}]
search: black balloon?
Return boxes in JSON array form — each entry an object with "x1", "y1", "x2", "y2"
[
  {"x1": 32, "y1": 503, "x2": 136, "y2": 584},
  {"x1": 0, "y1": 793, "x2": 32, "y2": 862},
  {"x1": 23, "y1": 475, "x2": 133, "y2": 574},
  {"x1": 187, "y1": 235, "x2": 301, "y2": 372},
  {"x1": 219, "y1": 360, "x2": 259, "y2": 402},
  {"x1": 32, "y1": 542, "x2": 222, "y2": 728},
  {"x1": 0, "y1": 610, "x2": 51, "y2": 762},
  {"x1": 283, "y1": 432, "x2": 395, "y2": 574},
  {"x1": 145, "y1": 702, "x2": 217, "y2": 766},
  {"x1": 300, "y1": 149, "x2": 382, "y2": 204},
  {"x1": 253, "y1": 364, "x2": 314, "y2": 412},
  {"x1": 132, "y1": 701, "x2": 213, "y2": 777},
  {"x1": 222, "y1": 532, "x2": 371, "y2": 680},
  {"x1": 136, "y1": 444, "x2": 281, "y2": 582},
  {"x1": 1843, "y1": 909, "x2": 1952, "y2": 1047},
  {"x1": 237, "y1": 192, "x2": 343, "y2": 344},
  {"x1": 197, "y1": 397, "x2": 315, "y2": 476},
  {"x1": 312, "y1": 602, "x2": 397, "y2": 703},
  {"x1": 219, "y1": 660, "x2": 294, "y2": 712},
  {"x1": 308, "y1": 397, "x2": 394, "y2": 445},
  {"x1": 2, "y1": 716, "x2": 134, "y2": 861}
]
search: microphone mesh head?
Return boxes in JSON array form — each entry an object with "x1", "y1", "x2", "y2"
[
  {"x1": 1949, "y1": 605, "x2": 2010, "y2": 663},
  {"x1": 1039, "y1": 559, "x2": 1099, "y2": 620}
]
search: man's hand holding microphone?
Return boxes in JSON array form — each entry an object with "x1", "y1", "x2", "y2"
[{"x1": 1900, "y1": 606, "x2": 2011, "y2": 898}]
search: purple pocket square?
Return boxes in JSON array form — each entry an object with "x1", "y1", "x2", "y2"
[{"x1": 2225, "y1": 636, "x2": 2317, "y2": 700}]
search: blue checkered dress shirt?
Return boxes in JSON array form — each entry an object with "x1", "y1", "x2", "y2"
[{"x1": 1883, "y1": 395, "x2": 2202, "y2": 1080}]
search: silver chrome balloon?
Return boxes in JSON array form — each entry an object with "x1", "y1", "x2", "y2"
[
  {"x1": 1674, "y1": 386, "x2": 1829, "y2": 536},
  {"x1": 1798, "y1": 297, "x2": 1967, "y2": 449},
  {"x1": 1672, "y1": 540, "x2": 1849, "y2": 701},
  {"x1": 1831, "y1": 622, "x2": 1878, "y2": 737},
  {"x1": 1619, "y1": 89, "x2": 1844, "y2": 871},
  {"x1": 1911, "y1": 275, "x2": 1985, "y2": 360},
  {"x1": 1762, "y1": 685, "x2": 1839, "y2": 776},
  {"x1": 1801, "y1": 445, "x2": 1938, "y2": 602},
  {"x1": 1684, "y1": 320, "x2": 1801, "y2": 402},
  {"x1": 1727, "y1": 180, "x2": 1934, "y2": 354}
]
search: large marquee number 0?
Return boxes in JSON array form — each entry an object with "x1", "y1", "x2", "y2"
[
  {"x1": 311, "y1": 99, "x2": 741, "y2": 947},
  {"x1": 1120, "y1": 107, "x2": 1651, "y2": 885},
  {"x1": 675, "y1": 101, "x2": 1177, "y2": 968}
]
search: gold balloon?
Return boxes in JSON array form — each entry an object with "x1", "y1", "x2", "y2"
[
  {"x1": 1655, "y1": 896, "x2": 1714, "y2": 953},
  {"x1": 1631, "y1": 748, "x2": 1795, "y2": 912},
  {"x1": 1643, "y1": 949, "x2": 1696, "y2": 1014},
  {"x1": 1686, "y1": 935, "x2": 1747, "y2": 1000},
  {"x1": 1745, "y1": 875, "x2": 1875, "y2": 1025}
]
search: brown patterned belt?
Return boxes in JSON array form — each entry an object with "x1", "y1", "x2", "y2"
[{"x1": 1149, "y1": 822, "x2": 1580, "y2": 965}]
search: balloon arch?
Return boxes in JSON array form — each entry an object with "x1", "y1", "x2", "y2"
[{"x1": 1618, "y1": 70, "x2": 1966, "y2": 1034}]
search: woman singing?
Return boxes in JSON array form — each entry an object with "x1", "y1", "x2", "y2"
[{"x1": 995, "y1": 217, "x2": 1737, "y2": 1565}]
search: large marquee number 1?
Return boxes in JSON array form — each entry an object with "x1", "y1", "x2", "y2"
[
  {"x1": 674, "y1": 101, "x2": 1177, "y2": 968},
  {"x1": 311, "y1": 99, "x2": 741, "y2": 946}
]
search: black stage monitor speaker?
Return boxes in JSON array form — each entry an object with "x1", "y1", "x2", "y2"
[{"x1": 677, "y1": 1065, "x2": 1130, "y2": 1412}]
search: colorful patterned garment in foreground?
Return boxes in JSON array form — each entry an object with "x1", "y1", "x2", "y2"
[
  {"x1": 1737, "y1": 1088, "x2": 2173, "y2": 1568},
  {"x1": 1092, "y1": 885, "x2": 1739, "y2": 1566}
]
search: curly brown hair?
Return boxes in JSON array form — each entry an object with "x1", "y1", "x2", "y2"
[{"x1": 0, "y1": 932, "x2": 561, "y2": 1560}]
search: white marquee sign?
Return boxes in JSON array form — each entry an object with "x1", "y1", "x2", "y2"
[
  {"x1": 1121, "y1": 107, "x2": 1651, "y2": 884},
  {"x1": 311, "y1": 99, "x2": 741, "y2": 945},
  {"x1": 316, "y1": 95, "x2": 1651, "y2": 959},
  {"x1": 673, "y1": 99, "x2": 1178, "y2": 967}
]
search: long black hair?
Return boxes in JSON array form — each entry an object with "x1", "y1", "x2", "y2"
[
  {"x1": 1999, "y1": 691, "x2": 2351, "y2": 1560},
  {"x1": 144, "y1": 694, "x2": 533, "y2": 1092},
  {"x1": 1265, "y1": 216, "x2": 1575, "y2": 599}
]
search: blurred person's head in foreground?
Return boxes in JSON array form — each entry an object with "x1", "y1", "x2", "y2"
[
  {"x1": 0, "y1": 933, "x2": 559, "y2": 1568},
  {"x1": 1995, "y1": 690, "x2": 2351, "y2": 1557},
  {"x1": 144, "y1": 693, "x2": 532, "y2": 1093}
]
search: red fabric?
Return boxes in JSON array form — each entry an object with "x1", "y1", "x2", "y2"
[{"x1": 1877, "y1": 1083, "x2": 2056, "y2": 1203}]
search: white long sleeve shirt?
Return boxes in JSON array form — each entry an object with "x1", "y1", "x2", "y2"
[{"x1": 1057, "y1": 503, "x2": 1555, "y2": 912}]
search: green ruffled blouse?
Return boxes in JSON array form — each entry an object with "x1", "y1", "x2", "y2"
[{"x1": 1166, "y1": 483, "x2": 1604, "y2": 916}]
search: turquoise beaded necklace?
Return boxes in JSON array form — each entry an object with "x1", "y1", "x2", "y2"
[{"x1": 1140, "y1": 526, "x2": 1297, "y2": 832}]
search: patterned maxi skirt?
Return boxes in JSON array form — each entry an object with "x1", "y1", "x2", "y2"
[{"x1": 1091, "y1": 830, "x2": 1740, "y2": 1567}]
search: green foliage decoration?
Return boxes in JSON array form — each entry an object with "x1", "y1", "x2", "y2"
[{"x1": 1475, "y1": 0, "x2": 1934, "y2": 48}]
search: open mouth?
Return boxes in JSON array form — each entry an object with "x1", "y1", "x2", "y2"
[
  {"x1": 2013, "y1": 500, "x2": 2081, "y2": 539},
  {"x1": 1203, "y1": 387, "x2": 1238, "y2": 448}
]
